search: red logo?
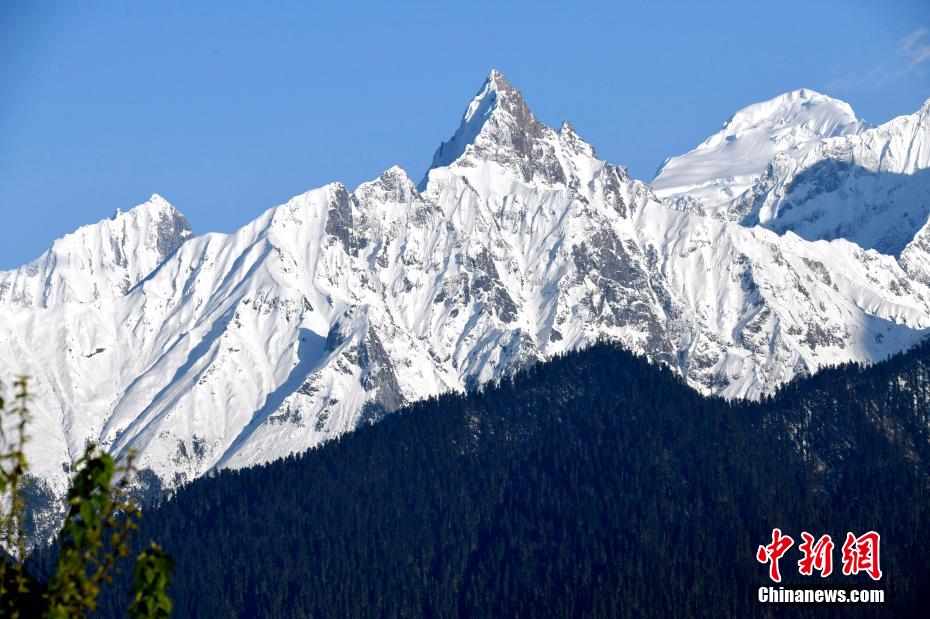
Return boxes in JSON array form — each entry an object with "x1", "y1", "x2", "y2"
[
  {"x1": 841, "y1": 531, "x2": 882, "y2": 581},
  {"x1": 798, "y1": 532, "x2": 834, "y2": 577},
  {"x1": 758, "y1": 529, "x2": 881, "y2": 582},
  {"x1": 756, "y1": 528, "x2": 794, "y2": 583}
]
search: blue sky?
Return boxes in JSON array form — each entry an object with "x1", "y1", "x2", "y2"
[{"x1": 1, "y1": 0, "x2": 929, "y2": 268}]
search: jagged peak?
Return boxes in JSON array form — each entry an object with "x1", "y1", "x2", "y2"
[
  {"x1": 420, "y1": 69, "x2": 555, "y2": 180},
  {"x1": 558, "y1": 121, "x2": 597, "y2": 158},
  {"x1": 421, "y1": 70, "x2": 571, "y2": 189},
  {"x1": 147, "y1": 192, "x2": 170, "y2": 205},
  {"x1": 378, "y1": 165, "x2": 414, "y2": 183},
  {"x1": 112, "y1": 193, "x2": 186, "y2": 223},
  {"x1": 76, "y1": 194, "x2": 181, "y2": 237},
  {"x1": 0, "y1": 194, "x2": 194, "y2": 307},
  {"x1": 356, "y1": 165, "x2": 419, "y2": 204},
  {"x1": 460, "y1": 69, "x2": 523, "y2": 123}
]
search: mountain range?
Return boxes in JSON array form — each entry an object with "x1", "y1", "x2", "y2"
[{"x1": 3, "y1": 71, "x2": 930, "y2": 528}]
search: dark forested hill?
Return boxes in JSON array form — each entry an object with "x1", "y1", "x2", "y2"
[{"x1": 80, "y1": 342, "x2": 930, "y2": 617}]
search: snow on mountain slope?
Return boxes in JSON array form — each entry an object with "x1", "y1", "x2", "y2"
[
  {"x1": 3, "y1": 72, "x2": 930, "y2": 523},
  {"x1": 737, "y1": 98, "x2": 930, "y2": 256},
  {"x1": 0, "y1": 195, "x2": 192, "y2": 308},
  {"x1": 633, "y1": 203, "x2": 930, "y2": 396},
  {"x1": 652, "y1": 89, "x2": 867, "y2": 218}
]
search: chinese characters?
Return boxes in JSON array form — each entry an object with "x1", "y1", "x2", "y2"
[{"x1": 757, "y1": 529, "x2": 881, "y2": 582}]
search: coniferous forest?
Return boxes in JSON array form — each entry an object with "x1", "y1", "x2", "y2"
[{"x1": 38, "y1": 341, "x2": 930, "y2": 617}]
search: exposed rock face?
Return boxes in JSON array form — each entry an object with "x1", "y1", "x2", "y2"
[
  {"x1": 422, "y1": 70, "x2": 567, "y2": 187},
  {"x1": 3, "y1": 72, "x2": 930, "y2": 520}
]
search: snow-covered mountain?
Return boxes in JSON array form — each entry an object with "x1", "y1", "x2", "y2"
[
  {"x1": 3, "y1": 72, "x2": 930, "y2": 527},
  {"x1": 652, "y1": 89, "x2": 868, "y2": 217},
  {"x1": 737, "y1": 98, "x2": 930, "y2": 256},
  {"x1": 0, "y1": 196, "x2": 191, "y2": 308}
]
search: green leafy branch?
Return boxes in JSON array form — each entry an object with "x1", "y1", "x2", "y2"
[{"x1": 0, "y1": 377, "x2": 173, "y2": 617}]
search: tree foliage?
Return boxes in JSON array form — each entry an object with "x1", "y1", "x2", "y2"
[
  {"x1": 0, "y1": 378, "x2": 34, "y2": 618},
  {"x1": 129, "y1": 543, "x2": 174, "y2": 619},
  {"x1": 0, "y1": 378, "x2": 173, "y2": 617},
  {"x1": 91, "y1": 341, "x2": 930, "y2": 617}
]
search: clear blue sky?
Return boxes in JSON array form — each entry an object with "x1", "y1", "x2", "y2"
[{"x1": 2, "y1": 0, "x2": 929, "y2": 268}]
